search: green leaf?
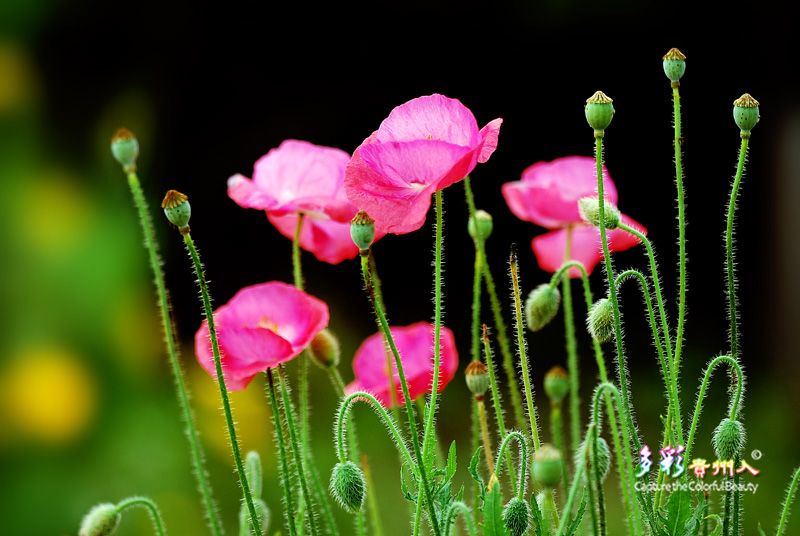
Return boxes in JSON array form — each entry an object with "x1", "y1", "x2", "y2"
[
  {"x1": 480, "y1": 481, "x2": 510, "y2": 536},
  {"x1": 468, "y1": 447, "x2": 486, "y2": 502},
  {"x1": 679, "y1": 490, "x2": 707, "y2": 536},
  {"x1": 664, "y1": 490, "x2": 693, "y2": 536},
  {"x1": 637, "y1": 486, "x2": 668, "y2": 536},
  {"x1": 400, "y1": 465, "x2": 417, "y2": 502},
  {"x1": 446, "y1": 440, "x2": 458, "y2": 483},
  {"x1": 530, "y1": 493, "x2": 546, "y2": 536},
  {"x1": 756, "y1": 521, "x2": 767, "y2": 536},
  {"x1": 706, "y1": 515, "x2": 723, "y2": 536},
  {"x1": 564, "y1": 491, "x2": 589, "y2": 536}
]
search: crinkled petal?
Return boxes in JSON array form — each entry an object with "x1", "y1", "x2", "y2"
[
  {"x1": 477, "y1": 118, "x2": 503, "y2": 163},
  {"x1": 375, "y1": 94, "x2": 481, "y2": 147},
  {"x1": 228, "y1": 173, "x2": 280, "y2": 210}
]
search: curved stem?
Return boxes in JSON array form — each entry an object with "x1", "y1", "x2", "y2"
[
  {"x1": 116, "y1": 496, "x2": 167, "y2": 536},
  {"x1": 492, "y1": 431, "x2": 530, "y2": 500},
  {"x1": 446, "y1": 502, "x2": 477, "y2": 536},
  {"x1": 182, "y1": 231, "x2": 262, "y2": 536},
  {"x1": 777, "y1": 467, "x2": 800, "y2": 536},
  {"x1": 726, "y1": 138, "x2": 750, "y2": 362},
  {"x1": 672, "y1": 85, "x2": 688, "y2": 373}
]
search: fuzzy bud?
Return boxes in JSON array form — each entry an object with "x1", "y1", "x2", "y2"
[
  {"x1": 525, "y1": 284, "x2": 561, "y2": 332},
  {"x1": 110, "y1": 128, "x2": 139, "y2": 173},
  {"x1": 578, "y1": 196, "x2": 620, "y2": 229},
  {"x1": 585, "y1": 91, "x2": 614, "y2": 136},
  {"x1": 330, "y1": 461, "x2": 366, "y2": 513},
  {"x1": 161, "y1": 190, "x2": 191, "y2": 232},
  {"x1": 544, "y1": 366, "x2": 570, "y2": 404},
  {"x1": 713, "y1": 418, "x2": 746, "y2": 461},
  {"x1": 465, "y1": 360, "x2": 490, "y2": 396},
  {"x1": 733, "y1": 94, "x2": 760, "y2": 137},
  {"x1": 238, "y1": 499, "x2": 270, "y2": 536},
  {"x1": 468, "y1": 209, "x2": 494, "y2": 241},
  {"x1": 575, "y1": 436, "x2": 612, "y2": 483},
  {"x1": 532, "y1": 443, "x2": 562, "y2": 488},
  {"x1": 662, "y1": 48, "x2": 687, "y2": 83},
  {"x1": 350, "y1": 211, "x2": 376, "y2": 252},
  {"x1": 245, "y1": 450, "x2": 263, "y2": 499},
  {"x1": 79, "y1": 503, "x2": 121, "y2": 536},
  {"x1": 309, "y1": 329, "x2": 340, "y2": 368},
  {"x1": 503, "y1": 497, "x2": 531, "y2": 536},
  {"x1": 587, "y1": 298, "x2": 615, "y2": 343}
]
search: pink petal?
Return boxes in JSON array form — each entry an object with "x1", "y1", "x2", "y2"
[
  {"x1": 375, "y1": 94, "x2": 482, "y2": 147},
  {"x1": 477, "y1": 118, "x2": 503, "y2": 163},
  {"x1": 267, "y1": 212, "x2": 362, "y2": 265},
  {"x1": 228, "y1": 173, "x2": 279, "y2": 210}
]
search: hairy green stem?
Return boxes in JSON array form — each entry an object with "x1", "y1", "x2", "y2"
[
  {"x1": 561, "y1": 227, "x2": 582, "y2": 455},
  {"x1": 445, "y1": 502, "x2": 477, "y2": 536},
  {"x1": 726, "y1": 138, "x2": 749, "y2": 362},
  {"x1": 264, "y1": 370, "x2": 297, "y2": 536},
  {"x1": 777, "y1": 467, "x2": 800, "y2": 536},
  {"x1": 482, "y1": 326, "x2": 517, "y2": 492},
  {"x1": 493, "y1": 431, "x2": 530, "y2": 500},
  {"x1": 672, "y1": 85, "x2": 688, "y2": 373},
  {"x1": 116, "y1": 496, "x2": 167, "y2": 536}
]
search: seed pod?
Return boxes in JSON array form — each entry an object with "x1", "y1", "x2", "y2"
[
  {"x1": 532, "y1": 443, "x2": 562, "y2": 488},
  {"x1": 350, "y1": 211, "x2": 376, "y2": 251},
  {"x1": 468, "y1": 209, "x2": 494, "y2": 241},
  {"x1": 525, "y1": 284, "x2": 561, "y2": 332},
  {"x1": 309, "y1": 329, "x2": 341, "y2": 368},
  {"x1": 79, "y1": 503, "x2": 121, "y2": 536},
  {"x1": 162, "y1": 190, "x2": 192, "y2": 232},
  {"x1": 110, "y1": 128, "x2": 139, "y2": 172},
  {"x1": 503, "y1": 497, "x2": 531, "y2": 536},
  {"x1": 733, "y1": 94, "x2": 760, "y2": 136},
  {"x1": 585, "y1": 91, "x2": 614, "y2": 135},
  {"x1": 465, "y1": 360, "x2": 490, "y2": 396},
  {"x1": 662, "y1": 47, "x2": 687, "y2": 83},
  {"x1": 330, "y1": 461, "x2": 366, "y2": 513},
  {"x1": 544, "y1": 366, "x2": 569, "y2": 404}
]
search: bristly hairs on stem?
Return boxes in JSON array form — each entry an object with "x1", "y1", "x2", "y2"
[{"x1": 776, "y1": 467, "x2": 800, "y2": 536}]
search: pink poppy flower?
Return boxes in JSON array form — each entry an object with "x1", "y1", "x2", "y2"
[
  {"x1": 502, "y1": 156, "x2": 646, "y2": 278},
  {"x1": 346, "y1": 322, "x2": 459, "y2": 408},
  {"x1": 228, "y1": 139, "x2": 383, "y2": 264},
  {"x1": 345, "y1": 94, "x2": 502, "y2": 235},
  {"x1": 195, "y1": 281, "x2": 329, "y2": 391}
]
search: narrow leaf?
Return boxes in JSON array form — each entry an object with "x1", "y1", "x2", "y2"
[{"x1": 480, "y1": 481, "x2": 509, "y2": 536}]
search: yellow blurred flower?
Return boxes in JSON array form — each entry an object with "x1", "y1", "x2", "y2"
[{"x1": 0, "y1": 41, "x2": 37, "y2": 115}]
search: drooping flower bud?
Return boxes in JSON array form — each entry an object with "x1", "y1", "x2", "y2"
[
  {"x1": 578, "y1": 196, "x2": 620, "y2": 229},
  {"x1": 468, "y1": 209, "x2": 493, "y2": 241},
  {"x1": 544, "y1": 366, "x2": 570, "y2": 404},
  {"x1": 330, "y1": 461, "x2": 366, "y2": 513},
  {"x1": 110, "y1": 128, "x2": 139, "y2": 173},
  {"x1": 585, "y1": 91, "x2": 614, "y2": 136},
  {"x1": 245, "y1": 450, "x2": 264, "y2": 499},
  {"x1": 309, "y1": 328, "x2": 340, "y2": 368},
  {"x1": 733, "y1": 94, "x2": 760, "y2": 137},
  {"x1": 79, "y1": 503, "x2": 121, "y2": 536},
  {"x1": 575, "y1": 436, "x2": 612, "y2": 483},
  {"x1": 350, "y1": 211, "x2": 376, "y2": 252},
  {"x1": 465, "y1": 360, "x2": 490, "y2": 397},
  {"x1": 532, "y1": 443, "x2": 562, "y2": 488},
  {"x1": 713, "y1": 418, "x2": 746, "y2": 461},
  {"x1": 525, "y1": 284, "x2": 561, "y2": 332},
  {"x1": 587, "y1": 298, "x2": 615, "y2": 343},
  {"x1": 503, "y1": 497, "x2": 531, "y2": 536},
  {"x1": 662, "y1": 48, "x2": 687, "y2": 84},
  {"x1": 161, "y1": 190, "x2": 191, "y2": 232}
]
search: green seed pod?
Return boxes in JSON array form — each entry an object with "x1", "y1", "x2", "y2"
[
  {"x1": 330, "y1": 461, "x2": 366, "y2": 513},
  {"x1": 662, "y1": 48, "x2": 687, "y2": 83},
  {"x1": 309, "y1": 328, "x2": 341, "y2": 368},
  {"x1": 544, "y1": 365, "x2": 570, "y2": 404},
  {"x1": 578, "y1": 196, "x2": 620, "y2": 229},
  {"x1": 503, "y1": 497, "x2": 531, "y2": 536},
  {"x1": 79, "y1": 503, "x2": 121, "y2": 536},
  {"x1": 733, "y1": 94, "x2": 760, "y2": 136},
  {"x1": 350, "y1": 210, "x2": 376, "y2": 252},
  {"x1": 110, "y1": 128, "x2": 139, "y2": 172},
  {"x1": 575, "y1": 435, "x2": 612, "y2": 483},
  {"x1": 525, "y1": 284, "x2": 561, "y2": 332},
  {"x1": 585, "y1": 91, "x2": 614, "y2": 135},
  {"x1": 713, "y1": 418, "x2": 746, "y2": 461},
  {"x1": 465, "y1": 360, "x2": 490, "y2": 396},
  {"x1": 587, "y1": 298, "x2": 615, "y2": 343},
  {"x1": 161, "y1": 190, "x2": 192, "y2": 232},
  {"x1": 468, "y1": 209, "x2": 494, "y2": 241},
  {"x1": 532, "y1": 443, "x2": 562, "y2": 488}
]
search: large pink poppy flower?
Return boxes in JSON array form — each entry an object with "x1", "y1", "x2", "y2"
[
  {"x1": 502, "y1": 156, "x2": 646, "y2": 278},
  {"x1": 346, "y1": 322, "x2": 459, "y2": 408},
  {"x1": 345, "y1": 94, "x2": 502, "y2": 235},
  {"x1": 195, "y1": 281, "x2": 329, "y2": 391},
  {"x1": 228, "y1": 139, "x2": 382, "y2": 264}
]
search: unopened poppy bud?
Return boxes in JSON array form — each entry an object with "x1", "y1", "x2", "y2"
[
  {"x1": 587, "y1": 298, "x2": 615, "y2": 343},
  {"x1": 585, "y1": 91, "x2": 614, "y2": 136},
  {"x1": 713, "y1": 418, "x2": 746, "y2": 461},
  {"x1": 578, "y1": 196, "x2": 620, "y2": 229},
  {"x1": 350, "y1": 211, "x2": 376, "y2": 252},
  {"x1": 79, "y1": 503, "x2": 121, "y2": 536},
  {"x1": 330, "y1": 461, "x2": 366, "y2": 513},
  {"x1": 309, "y1": 329, "x2": 340, "y2": 368},
  {"x1": 575, "y1": 436, "x2": 612, "y2": 483},
  {"x1": 238, "y1": 499, "x2": 270, "y2": 536},
  {"x1": 532, "y1": 443, "x2": 562, "y2": 488},
  {"x1": 525, "y1": 284, "x2": 561, "y2": 332},
  {"x1": 662, "y1": 48, "x2": 687, "y2": 84},
  {"x1": 733, "y1": 94, "x2": 760, "y2": 137},
  {"x1": 110, "y1": 128, "x2": 139, "y2": 173},
  {"x1": 465, "y1": 360, "x2": 490, "y2": 396},
  {"x1": 468, "y1": 209, "x2": 493, "y2": 241},
  {"x1": 503, "y1": 497, "x2": 531, "y2": 536},
  {"x1": 161, "y1": 190, "x2": 191, "y2": 232},
  {"x1": 544, "y1": 366, "x2": 569, "y2": 404},
  {"x1": 245, "y1": 450, "x2": 263, "y2": 499}
]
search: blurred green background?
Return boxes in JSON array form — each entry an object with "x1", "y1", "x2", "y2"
[{"x1": 2, "y1": 1, "x2": 799, "y2": 535}]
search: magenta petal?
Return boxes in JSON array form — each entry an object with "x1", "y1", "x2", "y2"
[
  {"x1": 376, "y1": 94, "x2": 482, "y2": 147},
  {"x1": 477, "y1": 118, "x2": 503, "y2": 163},
  {"x1": 268, "y1": 212, "x2": 362, "y2": 264},
  {"x1": 228, "y1": 174, "x2": 279, "y2": 210}
]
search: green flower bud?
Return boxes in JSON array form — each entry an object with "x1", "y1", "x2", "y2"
[
  {"x1": 465, "y1": 360, "x2": 490, "y2": 396},
  {"x1": 532, "y1": 443, "x2": 562, "y2": 488},
  {"x1": 350, "y1": 210, "x2": 376, "y2": 252},
  {"x1": 578, "y1": 196, "x2": 620, "y2": 229},
  {"x1": 575, "y1": 436, "x2": 612, "y2": 483},
  {"x1": 713, "y1": 418, "x2": 746, "y2": 461},
  {"x1": 544, "y1": 366, "x2": 570, "y2": 404},
  {"x1": 161, "y1": 190, "x2": 191, "y2": 232},
  {"x1": 79, "y1": 503, "x2": 121, "y2": 536},
  {"x1": 503, "y1": 497, "x2": 531, "y2": 536},
  {"x1": 525, "y1": 284, "x2": 561, "y2": 332},
  {"x1": 662, "y1": 48, "x2": 687, "y2": 83},
  {"x1": 245, "y1": 450, "x2": 263, "y2": 499},
  {"x1": 585, "y1": 91, "x2": 614, "y2": 136},
  {"x1": 587, "y1": 298, "x2": 615, "y2": 343},
  {"x1": 330, "y1": 461, "x2": 366, "y2": 513},
  {"x1": 309, "y1": 328, "x2": 340, "y2": 368},
  {"x1": 110, "y1": 128, "x2": 139, "y2": 173},
  {"x1": 733, "y1": 94, "x2": 760, "y2": 137},
  {"x1": 239, "y1": 499, "x2": 270, "y2": 536},
  {"x1": 468, "y1": 209, "x2": 493, "y2": 241}
]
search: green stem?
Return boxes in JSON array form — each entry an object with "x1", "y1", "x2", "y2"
[
  {"x1": 182, "y1": 231, "x2": 262, "y2": 536},
  {"x1": 590, "y1": 424, "x2": 607, "y2": 536},
  {"x1": 361, "y1": 455, "x2": 384, "y2": 536},
  {"x1": 555, "y1": 460, "x2": 585, "y2": 536},
  {"x1": 726, "y1": 138, "x2": 749, "y2": 362},
  {"x1": 471, "y1": 240, "x2": 483, "y2": 363},
  {"x1": 672, "y1": 85, "x2": 688, "y2": 374},
  {"x1": 477, "y1": 399, "x2": 495, "y2": 474},
  {"x1": 777, "y1": 467, "x2": 800, "y2": 536},
  {"x1": 126, "y1": 173, "x2": 223, "y2": 536},
  {"x1": 446, "y1": 502, "x2": 477, "y2": 536},
  {"x1": 482, "y1": 326, "x2": 517, "y2": 492},
  {"x1": 561, "y1": 226, "x2": 581, "y2": 455},
  {"x1": 550, "y1": 404, "x2": 569, "y2": 490},
  {"x1": 115, "y1": 496, "x2": 167, "y2": 536},
  {"x1": 493, "y1": 431, "x2": 530, "y2": 500},
  {"x1": 265, "y1": 369, "x2": 297, "y2": 536}
]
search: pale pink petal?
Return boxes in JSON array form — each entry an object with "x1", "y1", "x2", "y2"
[
  {"x1": 267, "y1": 212, "x2": 361, "y2": 264},
  {"x1": 228, "y1": 173, "x2": 279, "y2": 210},
  {"x1": 375, "y1": 94, "x2": 481, "y2": 147},
  {"x1": 477, "y1": 118, "x2": 503, "y2": 163}
]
